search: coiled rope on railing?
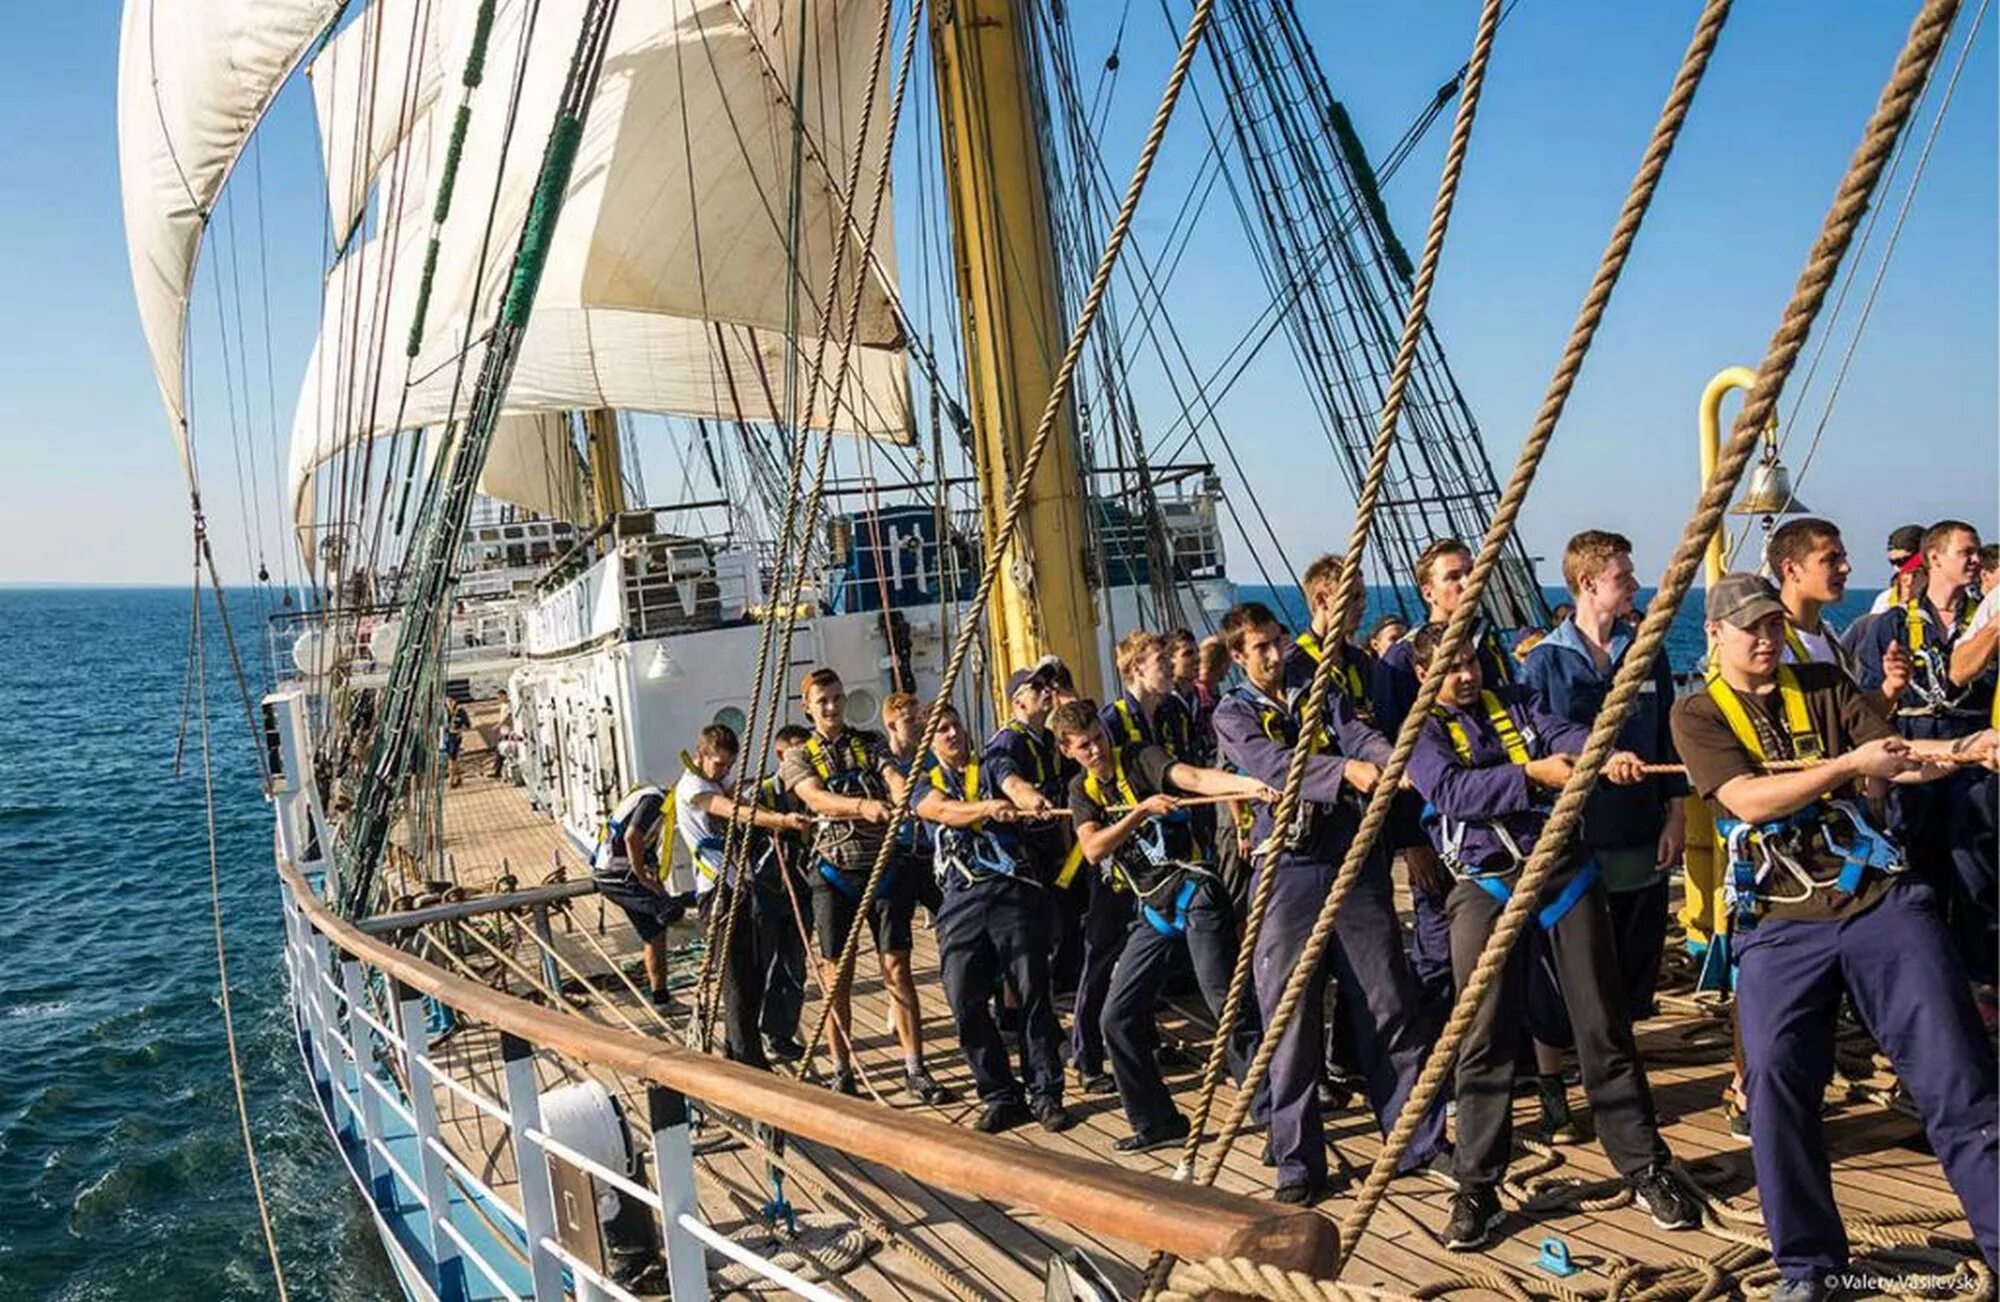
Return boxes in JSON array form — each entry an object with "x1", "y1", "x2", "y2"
[
  {"x1": 800, "y1": 0, "x2": 1224, "y2": 1075},
  {"x1": 1164, "y1": 0, "x2": 1509, "y2": 1220},
  {"x1": 1324, "y1": 0, "x2": 1961, "y2": 1269}
]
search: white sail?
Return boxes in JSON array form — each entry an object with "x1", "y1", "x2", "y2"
[
  {"x1": 289, "y1": 0, "x2": 912, "y2": 535},
  {"x1": 117, "y1": 0, "x2": 346, "y2": 470},
  {"x1": 310, "y1": 0, "x2": 446, "y2": 252}
]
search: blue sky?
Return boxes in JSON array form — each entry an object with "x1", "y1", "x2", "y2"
[{"x1": 2, "y1": 1, "x2": 1993, "y2": 587}]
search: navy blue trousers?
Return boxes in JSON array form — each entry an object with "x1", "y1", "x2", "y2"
[
  {"x1": 1103, "y1": 878, "x2": 1268, "y2": 1136},
  {"x1": 1409, "y1": 877, "x2": 1456, "y2": 1013},
  {"x1": 1253, "y1": 850, "x2": 1447, "y2": 1188},
  {"x1": 937, "y1": 877, "x2": 1065, "y2": 1108},
  {"x1": 1736, "y1": 879, "x2": 1998, "y2": 1282},
  {"x1": 1069, "y1": 872, "x2": 1134, "y2": 1076}
]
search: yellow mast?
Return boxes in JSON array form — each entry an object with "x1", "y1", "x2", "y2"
[
  {"x1": 582, "y1": 408, "x2": 626, "y2": 527},
  {"x1": 930, "y1": 0, "x2": 1103, "y2": 703}
]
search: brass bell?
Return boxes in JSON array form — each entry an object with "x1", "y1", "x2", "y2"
[{"x1": 1732, "y1": 459, "x2": 1809, "y2": 517}]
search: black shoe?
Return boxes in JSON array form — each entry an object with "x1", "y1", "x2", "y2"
[
  {"x1": 975, "y1": 1100, "x2": 1031, "y2": 1134},
  {"x1": 1273, "y1": 1178, "x2": 1325, "y2": 1206},
  {"x1": 906, "y1": 1069, "x2": 952, "y2": 1105},
  {"x1": 1767, "y1": 1277, "x2": 1828, "y2": 1302},
  {"x1": 1155, "y1": 1042, "x2": 1196, "y2": 1070},
  {"x1": 1113, "y1": 1117, "x2": 1190, "y2": 1154},
  {"x1": 1402, "y1": 1144, "x2": 1459, "y2": 1190},
  {"x1": 1444, "y1": 1186, "x2": 1505, "y2": 1251},
  {"x1": 766, "y1": 1037, "x2": 805, "y2": 1064},
  {"x1": 1317, "y1": 1076, "x2": 1356, "y2": 1111},
  {"x1": 1629, "y1": 1164, "x2": 1700, "y2": 1231},
  {"x1": 1077, "y1": 1070, "x2": 1115, "y2": 1096},
  {"x1": 1031, "y1": 1099, "x2": 1077, "y2": 1133},
  {"x1": 830, "y1": 1066, "x2": 859, "y2": 1097}
]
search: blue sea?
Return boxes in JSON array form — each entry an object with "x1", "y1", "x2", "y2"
[
  {"x1": 0, "y1": 582, "x2": 1882, "y2": 1299},
  {"x1": 0, "y1": 587, "x2": 399, "y2": 1300}
]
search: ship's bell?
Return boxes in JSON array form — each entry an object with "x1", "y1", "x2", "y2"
[{"x1": 1731, "y1": 459, "x2": 1809, "y2": 517}]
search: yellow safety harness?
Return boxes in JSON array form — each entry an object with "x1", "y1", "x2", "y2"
[
  {"x1": 1701, "y1": 666, "x2": 1898, "y2": 948},
  {"x1": 1436, "y1": 690, "x2": 1532, "y2": 767},
  {"x1": 805, "y1": 731, "x2": 878, "y2": 791},
  {"x1": 1901, "y1": 597, "x2": 1980, "y2": 716},
  {"x1": 1296, "y1": 630, "x2": 1368, "y2": 703}
]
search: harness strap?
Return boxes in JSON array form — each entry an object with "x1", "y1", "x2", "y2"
[
  {"x1": 1297, "y1": 631, "x2": 1368, "y2": 702},
  {"x1": 1436, "y1": 690, "x2": 1532, "y2": 766},
  {"x1": 1140, "y1": 876, "x2": 1204, "y2": 937},
  {"x1": 1704, "y1": 664, "x2": 1823, "y2": 763},
  {"x1": 1470, "y1": 859, "x2": 1600, "y2": 930}
]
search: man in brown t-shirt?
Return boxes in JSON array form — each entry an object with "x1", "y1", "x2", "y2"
[{"x1": 1671, "y1": 574, "x2": 1997, "y2": 1300}]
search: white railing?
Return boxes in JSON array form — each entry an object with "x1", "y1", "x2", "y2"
[{"x1": 279, "y1": 877, "x2": 838, "y2": 1302}]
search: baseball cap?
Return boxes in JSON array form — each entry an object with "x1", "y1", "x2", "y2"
[
  {"x1": 1705, "y1": 572, "x2": 1786, "y2": 629},
  {"x1": 1887, "y1": 524, "x2": 1924, "y2": 559},
  {"x1": 1005, "y1": 667, "x2": 1047, "y2": 700}
]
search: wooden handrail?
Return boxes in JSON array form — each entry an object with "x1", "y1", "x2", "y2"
[{"x1": 280, "y1": 861, "x2": 1332, "y2": 1278}]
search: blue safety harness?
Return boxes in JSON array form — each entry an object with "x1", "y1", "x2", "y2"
[
  {"x1": 926, "y1": 760, "x2": 1032, "y2": 888},
  {"x1": 805, "y1": 732, "x2": 899, "y2": 902},
  {"x1": 1084, "y1": 753, "x2": 1211, "y2": 937},
  {"x1": 1426, "y1": 692, "x2": 1595, "y2": 930}
]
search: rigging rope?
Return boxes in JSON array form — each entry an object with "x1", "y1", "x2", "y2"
[
  {"x1": 798, "y1": 0, "x2": 1223, "y2": 1079},
  {"x1": 1156, "y1": 0, "x2": 1511, "y2": 1257},
  {"x1": 191, "y1": 529, "x2": 291, "y2": 1302},
  {"x1": 691, "y1": 0, "x2": 911, "y2": 1050},
  {"x1": 1319, "y1": 0, "x2": 1956, "y2": 1269}
]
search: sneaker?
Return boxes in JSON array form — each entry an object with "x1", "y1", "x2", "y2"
[
  {"x1": 766, "y1": 1036, "x2": 805, "y2": 1064},
  {"x1": 1113, "y1": 1117, "x2": 1190, "y2": 1154},
  {"x1": 1537, "y1": 1076, "x2": 1580, "y2": 1145},
  {"x1": 1077, "y1": 1070, "x2": 1116, "y2": 1096},
  {"x1": 1273, "y1": 1178, "x2": 1325, "y2": 1206},
  {"x1": 905, "y1": 1069, "x2": 952, "y2": 1106},
  {"x1": 1724, "y1": 1090, "x2": 1752, "y2": 1138},
  {"x1": 975, "y1": 1100, "x2": 1031, "y2": 1134},
  {"x1": 1031, "y1": 1099, "x2": 1078, "y2": 1133},
  {"x1": 1402, "y1": 1144, "x2": 1459, "y2": 1190},
  {"x1": 1767, "y1": 1277, "x2": 1827, "y2": 1302},
  {"x1": 1443, "y1": 1186, "x2": 1505, "y2": 1252},
  {"x1": 1629, "y1": 1164, "x2": 1700, "y2": 1231},
  {"x1": 830, "y1": 1066, "x2": 859, "y2": 1097}
]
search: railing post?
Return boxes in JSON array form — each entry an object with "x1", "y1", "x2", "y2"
[
  {"x1": 311, "y1": 932, "x2": 352, "y2": 1133},
  {"x1": 531, "y1": 903, "x2": 562, "y2": 996},
  {"x1": 395, "y1": 979, "x2": 465, "y2": 1301},
  {"x1": 648, "y1": 1084, "x2": 711, "y2": 1302},
  {"x1": 501, "y1": 1032, "x2": 566, "y2": 1302},
  {"x1": 344, "y1": 959, "x2": 389, "y2": 1206}
]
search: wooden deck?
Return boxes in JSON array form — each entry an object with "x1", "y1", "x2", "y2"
[{"x1": 386, "y1": 715, "x2": 1987, "y2": 1300}]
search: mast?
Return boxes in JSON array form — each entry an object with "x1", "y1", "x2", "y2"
[
  {"x1": 582, "y1": 408, "x2": 626, "y2": 525},
  {"x1": 930, "y1": 0, "x2": 1103, "y2": 702}
]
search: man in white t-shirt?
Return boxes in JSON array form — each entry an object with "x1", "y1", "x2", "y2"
[
  {"x1": 676, "y1": 723, "x2": 810, "y2": 1067},
  {"x1": 1766, "y1": 518, "x2": 1875, "y2": 684}
]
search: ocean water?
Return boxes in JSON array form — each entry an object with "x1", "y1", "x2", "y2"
[
  {"x1": 0, "y1": 581, "x2": 1882, "y2": 1300},
  {"x1": 0, "y1": 588, "x2": 398, "y2": 1301}
]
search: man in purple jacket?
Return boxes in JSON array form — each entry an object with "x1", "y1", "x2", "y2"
[
  {"x1": 1212, "y1": 602, "x2": 1448, "y2": 1205},
  {"x1": 1405, "y1": 622, "x2": 1697, "y2": 1250}
]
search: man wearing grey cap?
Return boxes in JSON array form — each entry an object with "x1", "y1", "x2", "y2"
[{"x1": 1672, "y1": 573, "x2": 1998, "y2": 1301}]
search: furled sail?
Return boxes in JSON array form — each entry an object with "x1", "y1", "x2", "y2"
[
  {"x1": 117, "y1": 0, "x2": 347, "y2": 472},
  {"x1": 290, "y1": 0, "x2": 911, "y2": 535}
]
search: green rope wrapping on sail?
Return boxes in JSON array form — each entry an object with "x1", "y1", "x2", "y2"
[
  {"x1": 464, "y1": 0, "x2": 497, "y2": 88},
  {"x1": 407, "y1": 241, "x2": 441, "y2": 357},
  {"x1": 502, "y1": 114, "x2": 584, "y2": 327},
  {"x1": 434, "y1": 105, "x2": 473, "y2": 225},
  {"x1": 1329, "y1": 99, "x2": 1415, "y2": 283}
]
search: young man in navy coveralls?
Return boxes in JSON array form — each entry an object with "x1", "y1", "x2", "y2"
[
  {"x1": 1055, "y1": 700, "x2": 1276, "y2": 1152},
  {"x1": 1211, "y1": 602, "x2": 1448, "y2": 1205},
  {"x1": 912, "y1": 703, "x2": 1075, "y2": 1135},
  {"x1": 1406, "y1": 622, "x2": 1696, "y2": 1249},
  {"x1": 1675, "y1": 574, "x2": 1998, "y2": 1301}
]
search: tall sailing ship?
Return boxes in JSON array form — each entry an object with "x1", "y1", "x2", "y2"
[{"x1": 117, "y1": 0, "x2": 1990, "y2": 1299}]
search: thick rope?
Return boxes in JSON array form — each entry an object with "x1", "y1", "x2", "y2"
[
  {"x1": 691, "y1": 0, "x2": 907, "y2": 1047},
  {"x1": 1162, "y1": 0, "x2": 1734, "y2": 1237},
  {"x1": 1165, "y1": 0, "x2": 1508, "y2": 1222},
  {"x1": 799, "y1": 0, "x2": 1223, "y2": 1072},
  {"x1": 1330, "y1": 0, "x2": 1959, "y2": 1266}
]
